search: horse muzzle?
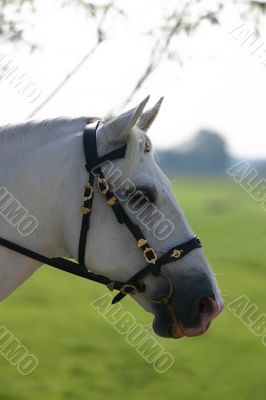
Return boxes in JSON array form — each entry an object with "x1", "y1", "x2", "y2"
[{"x1": 151, "y1": 272, "x2": 223, "y2": 339}]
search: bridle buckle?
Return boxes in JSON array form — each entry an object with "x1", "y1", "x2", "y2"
[
  {"x1": 83, "y1": 183, "x2": 94, "y2": 200},
  {"x1": 97, "y1": 177, "x2": 109, "y2": 195},
  {"x1": 120, "y1": 284, "x2": 139, "y2": 295},
  {"x1": 107, "y1": 281, "x2": 115, "y2": 291},
  {"x1": 143, "y1": 247, "x2": 157, "y2": 264}
]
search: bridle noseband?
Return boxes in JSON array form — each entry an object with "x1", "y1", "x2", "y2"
[{"x1": 0, "y1": 122, "x2": 202, "y2": 305}]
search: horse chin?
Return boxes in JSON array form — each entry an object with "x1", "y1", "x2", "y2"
[
  {"x1": 153, "y1": 314, "x2": 185, "y2": 339},
  {"x1": 152, "y1": 305, "x2": 185, "y2": 339}
]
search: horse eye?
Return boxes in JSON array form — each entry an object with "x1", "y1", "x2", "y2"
[
  {"x1": 126, "y1": 191, "x2": 152, "y2": 211},
  {"x1": 129, "y1": 188, "x2": 156, "y2": 206},
  {"x1": 144, "y1": 139, "x2": 152, "y2": 153}
]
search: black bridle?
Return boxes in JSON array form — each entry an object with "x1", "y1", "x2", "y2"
[{"x1": 0, "y1": 122, "x2": 202, "y2": 305}]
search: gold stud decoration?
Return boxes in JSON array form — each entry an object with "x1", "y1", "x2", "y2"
[
  {"x1": 107, "y1": 196, "x2": 116, "y2": 206},
  {"x1": 171, "y1": 249, "x2": 183, "y2": 259},
  {"x1": 81, "y1": 207, "x2": 91, "y2": 215},
  {"x1": 137, "y1": 238, "x2": 148, "y2": 248}
]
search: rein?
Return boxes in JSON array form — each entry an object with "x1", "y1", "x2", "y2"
[{"x1": 0, "y1": 122, "x2": 202, "y2": 305}]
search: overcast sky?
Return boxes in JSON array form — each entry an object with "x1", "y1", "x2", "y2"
[{"x1": 1, "y1": 0, "x2": 266, "y2": 159}]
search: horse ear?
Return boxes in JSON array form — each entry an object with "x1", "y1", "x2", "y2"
[
  {"x1": 102, "y1": 96, "x2": 150, "y2": 143},
  {"x1": 138, "y1": 97, "x2": 164, "y2": 132}
]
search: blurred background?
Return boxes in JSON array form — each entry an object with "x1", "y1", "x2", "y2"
[{"x1": 1, "y1": 1, "x2": 266, "y2": 399}]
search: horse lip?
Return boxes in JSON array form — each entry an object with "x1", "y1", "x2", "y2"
[
  {"x1": 153, "y1": 297, "x2": 224, "y2": 339},
  {"x1": 152, "y1": 303, "x2": 185, "y2": 339},
  {"x1": 152, "y1": 301, "x2": 216, "y2": 339},
  {"x1": 165, "y1": 302, "x2": 186, "y2": 339}
]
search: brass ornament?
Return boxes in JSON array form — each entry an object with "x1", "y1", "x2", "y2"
[
  {"x1": 107, "y1": 196, "x2": 116, "y2": 206},
  {"x1": 137, "y1": 238, "x2": 148, "y2": 248},
  {"x1": 83, "y1": 183, "x2": 94, "y2": 200},
  {"x1": 171, "y1": 249, "x2": 183, "y2": 259},
  {"x1": 143, "y1": 247, "x2": 157, "y2": 264},
  {"x1": 80, "y1": 207, "x2": 91, "y2": 215}
]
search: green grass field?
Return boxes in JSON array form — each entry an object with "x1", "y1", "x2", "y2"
[{"x1": 1, "y1": 178, "x2": 265, "y2": 400}]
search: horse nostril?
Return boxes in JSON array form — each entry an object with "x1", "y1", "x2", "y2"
[{"x1": 198, "y1": 296, "x2": 220, "y2": 320}]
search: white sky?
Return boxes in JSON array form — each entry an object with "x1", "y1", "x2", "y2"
[{"x1": 1, "y1": 0, "x2": 266, "y2": 159}]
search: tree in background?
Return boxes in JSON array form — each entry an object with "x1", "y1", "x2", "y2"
[
  {"x1": 186, "y1": 130, "x2": 230, "y2": 173},
  {"x1": 0, "y1": 0, "x2": 121, "y2": 46},
  {"x1": 158, "y1": 129, "x2": 231, "y2": 175},
  {"x1": 1, "y1": 0, "x2": 266, "y2": 113},
  {"x1": 0, "y1": 0, "x2": 34, "y2": 43}
]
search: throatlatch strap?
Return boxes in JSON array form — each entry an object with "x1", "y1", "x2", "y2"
[
  {"x1": 0, "y1": 237, "x2": 105, "y2": 283},
  {"x1": 78, "y1": 173, "x2": 95, "y2": 267},
  {"x1": 0, "y1": 237, "x2": 141, "y2": 290}
]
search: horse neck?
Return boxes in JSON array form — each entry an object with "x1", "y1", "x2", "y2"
[
  {"x1": 0, "y1": 118, "x2": 87, "y2": 167},
  {"x1": 0, "y1": 117, "x2": 88, "y2": 257},
  {"x1": 0, "y1": 117, "x2": 104, "y2": 301}
]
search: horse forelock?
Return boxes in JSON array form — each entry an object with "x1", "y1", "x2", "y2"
[{"x1": 123, "y1": 126, "x2": 151, "y2": 178}]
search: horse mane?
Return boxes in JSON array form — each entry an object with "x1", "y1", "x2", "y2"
[
  {"x1": 0, "y1": 117, "x2": 88, "y2": 142},
  {"x1": 0, "y1": 117, "x2": 88, "y2": 166},
  {"x1": 0, "y1": 116, "x2": 150, "y2": 175}
]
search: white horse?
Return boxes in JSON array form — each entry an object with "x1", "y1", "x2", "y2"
[{"x1": 0, "y1": 97, "x2": 223, "y2": 339}]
